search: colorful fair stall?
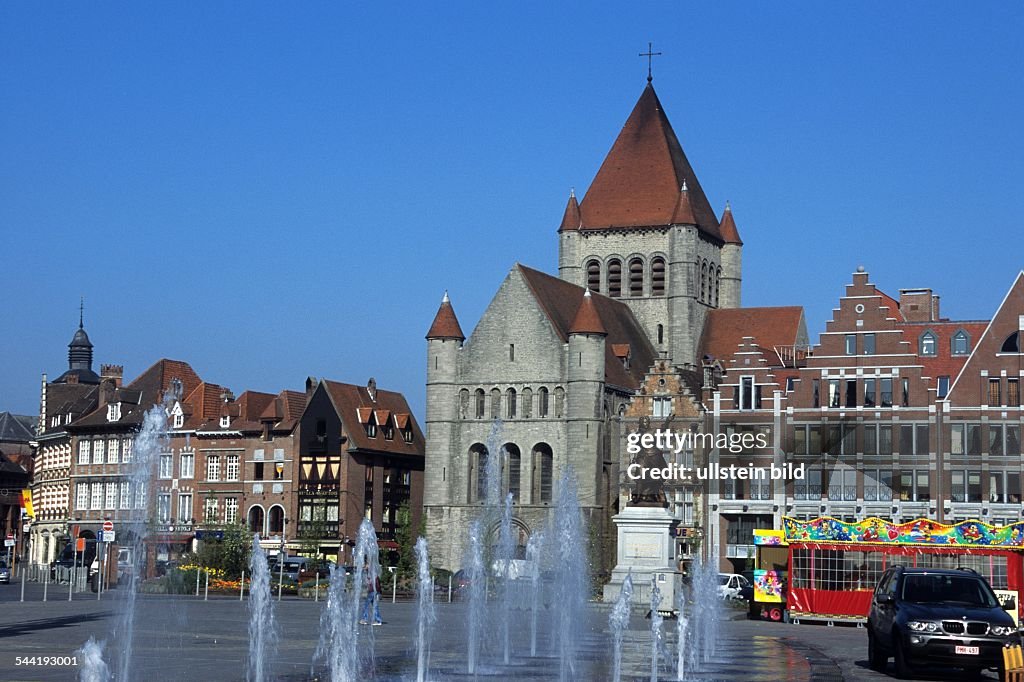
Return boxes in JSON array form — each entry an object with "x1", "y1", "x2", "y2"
[
  {"x1": 751, "y1": 529, "x2": 788, "y2": 621},
  {"x1": 781, "y1": 517, "x2": 1024, "y2": 625}
]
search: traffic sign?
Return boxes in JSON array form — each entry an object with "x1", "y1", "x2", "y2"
[
  {"x1": 102, "y1": 520, "x2": 114, "y2": 533},
  {"x1": 5, "y1": 535, "x2": 15, "y2": 547},
  {"x1": 101, "y1": 531, "x2": 115, "y2": 543}
]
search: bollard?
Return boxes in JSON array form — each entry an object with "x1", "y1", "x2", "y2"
[
  {"x1": 278, "y1": 560, "x2": 284, "y2": 602},
  {"x1": 240, "y1": 571, "x2": 245, "y2": 601},
  {"x1": 204, "y1": 571, "x2": 209, "y2": 601},
  {"x1": 68, "y1": 566, "x2": 74, "y2": 602},
  {"x1": 448, "y1": 575, "x2": 452, "y2": 603},
  {"x1": 315, "y1": 572, "x2": 319, "y2": 603},
  {"x1": 392, "y1": 571, "x2": 397, "y2": 604},
  {"x1": 43, "y1": 567, "x2": 48, "y2": 602},
  {"x1": 195, "y1": 568, "x2": 201, "y2": 597}
]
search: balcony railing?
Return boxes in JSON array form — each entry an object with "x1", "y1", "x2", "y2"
[{"x1": 772, "y1": 345, "x2": 812, "y2": 368}]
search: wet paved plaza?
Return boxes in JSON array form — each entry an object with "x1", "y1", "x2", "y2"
[{"x1": 0, "y1": 587, "x2": 1000, "y2": 680}]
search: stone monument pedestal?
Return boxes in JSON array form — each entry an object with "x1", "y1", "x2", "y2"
[{"x1": 602, "y1": 505, "x2": 680, "y2": 610}]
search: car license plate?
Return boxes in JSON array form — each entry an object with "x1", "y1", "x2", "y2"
[{"x1": 955, "y1": 646, "x2": 979, "y2": 655}]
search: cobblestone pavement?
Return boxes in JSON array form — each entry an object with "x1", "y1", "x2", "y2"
[{"x1": 0, "y1": 590, "x2": 993, "y2": 681}]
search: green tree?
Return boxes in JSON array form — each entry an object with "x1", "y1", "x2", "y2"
[
  {"x1": 221, "y1": 522, "x2": 253, "y2": 579},
  {"x1": 298, "y1": 515, "x2": 328, "y2": 571},
  {"x1": 394, "y1": 501, "x2": 418, "y2": 577}
]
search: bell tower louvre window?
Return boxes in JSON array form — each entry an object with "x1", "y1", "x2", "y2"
[
  {"x1": 651, "y1": 258, "x2": 665, "y2": 296},
  {"x1": 629, "y1": 258, "x2": 643, "y2": 297},
  {"x1": 607, "y1": 260, "x2": 622, "y2": 298},
  {"x1": 586, "y1": 260, "x2": 601, "y2": 292}
]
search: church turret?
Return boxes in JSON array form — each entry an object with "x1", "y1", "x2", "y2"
[
  {"x1": 424, "y1": 291, "x2": 464, "y2": 536},
  {"x1": 557, "y1": 189, "x2": 582, "y2": 284},
  {"x1": 718, "y1": 202, "x2": 743, "y2": 308},
  {"x1": 567, "y1": 289, "x2": 606, "y2": 504}
]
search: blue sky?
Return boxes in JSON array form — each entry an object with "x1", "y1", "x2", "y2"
[{"x1": 3, "y1": 3, "x2": 1024, "y2": 420}]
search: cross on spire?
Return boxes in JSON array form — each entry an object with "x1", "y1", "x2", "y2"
[
  {"x1": 79, "y1": 297, "x2": 84, "y2": 329},
  {"x1": 639, "y1": 42, "x2": 662, "y2": 83}
]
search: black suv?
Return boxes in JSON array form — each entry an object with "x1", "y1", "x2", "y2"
[{"x1": 867, "y1": 566, "x2": 1018, "y2": 679}]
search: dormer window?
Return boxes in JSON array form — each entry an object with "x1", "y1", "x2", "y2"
[
  {"x1": 402, "y1": 427, "x2": 413, "y2": 443},
  {"x1": 107, "y1": 402, "x2": 121, "y2": 422},
  {"x1": 170, "y1": 402, "x2": 184, "y2": 429},
  {"x1": 173, "y1": 413, "x2": 184, "y2": 429},
  {"x1": 952, "y1": 330, "x2": 970, "y2": 355},
  {"x1": 220, "y1": 415, "x2": 231, "y2": 428},
  {"x1": 366, "y1": 418, "x2": 377, "y2": 438},
  {"x1": 919, "y1": 331, "x2": 937, "y2": 356}
]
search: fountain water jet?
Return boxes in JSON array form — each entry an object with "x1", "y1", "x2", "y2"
[
  {"x1": 497, "y1": 492, "x2": 515, "y2": 665},
  {"x1": 551, "y1": 468, "x2": 587, "y2": 682},
  {"x1": 77, "y1": 637, "x2": 111, "y2": 682},
  {"x1": 609, "y1": 570, "x2": 633, "y2": 682},
  {"x1": 464, "y1": 518, "x2": 486, "y2": 675},
  {"x1": 525, "y1": 529, "x2": 546, "y2": 657},
  {"x1": 414, "y1": 537, "x2": 435, "y2": 682},
  {"x1": 675, "y1": 586, "x2": 687, "y2": 681},
  {"x1": 313, "y1": 563, "x2": 356, "y2": 682},
  {"x1": 247, "y1": 534, "x2": 278, "y2": 682},
  {"x1": 649, "y1": 577, "x2": 664, "y2": 682}
]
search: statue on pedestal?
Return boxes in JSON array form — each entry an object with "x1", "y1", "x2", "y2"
[{"x1": 629, "y1": 414, "x2": 671, "y2": 508}]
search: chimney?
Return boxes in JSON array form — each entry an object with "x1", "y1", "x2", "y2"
[
  {"x1": 899, "y1": 288, "x2": 936, "y2": 323},
  {"x1": 98, "y1": 378, "x2": 116, "y2": 408},
  {"x1": 367, "y1": 377, "x2": 377, "y2": 402},
  {"x1": 305, "y1": 376, "x2": 318, "y2": 399},
  {"x1": 100, "y1": 364, "x2": 123, "y2": 388}
]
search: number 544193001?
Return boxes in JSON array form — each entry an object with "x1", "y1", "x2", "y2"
[{"x1": 15, "y1": 656, "x2": 78, "y2": 666}]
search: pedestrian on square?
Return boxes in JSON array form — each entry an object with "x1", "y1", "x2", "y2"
[{"x1": 359, "y1": 564, "x2": 383, "y2": 625}]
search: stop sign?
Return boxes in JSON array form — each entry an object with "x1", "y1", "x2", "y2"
[{"x1": 102, "y1": 520, "x2": 114, "y2": 532}]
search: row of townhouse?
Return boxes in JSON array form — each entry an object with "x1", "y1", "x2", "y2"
[
  {"x1": 621, "y1": 268, "x2": 1024, "y2": 573},
  {"x1": 29, "y1": 322, "x2": 425, "y2": 576}
]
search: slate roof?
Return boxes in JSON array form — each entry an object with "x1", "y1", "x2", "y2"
[
  {"x1": 517, "y1": 264, "x2": 655, "y2": 390},
  {"x1": 569, "y1": 83, "x2": 722, "y2": 240},
  {"x1": 0, "y1": 412, "x2": 36, "y2": 443}
]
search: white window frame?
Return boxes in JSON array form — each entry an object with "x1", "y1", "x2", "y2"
[
  {"x1": 180, "y1": 451, "x2": 195, "y2": 479},
  {"x1": 207, "y1": 455, "x2": 221, "y2": 482},
  {"x1": 158, "y1": 452, "x2": 173, "y2": 479}
]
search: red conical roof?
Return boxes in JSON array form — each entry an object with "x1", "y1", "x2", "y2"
[
  {"x1": 559, "y1": 189, "x2": 581, "y2": 231},
  {"x1": 577, "y1": 83, "x2": 721, "y2": 239},
  {"x1": 569, "y1": 289, "x2": 607, "y2": 336},
  {"x1": 426, "y1": 292, "x2": 465, "y2": 340},
  {"x1": 718, "y1": 202, "x2": 743, "y2": 245},
  {"x1": 669, "y1": 182, "x2": 696, "y2": 225}
]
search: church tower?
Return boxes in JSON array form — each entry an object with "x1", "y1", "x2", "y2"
[{"x1": 558, "y1": 82, "x2": 742, "y2": 366}]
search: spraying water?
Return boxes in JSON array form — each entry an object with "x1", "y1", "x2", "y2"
[
  {"x1": 111, "y1": 402, "x2": 169, "y2": 680},
  {"x1": 497, "y1": 492, "x2": 516, "y2": 665},
  {"x1": 465, "y1": 518, "x2": 486, "y2": 675},
  {"x1": 352, "y1": 520, "x2": 381, "y2": 673},
  {"x1": 551, "y1": 469, "x2": 588, "y2": 682},
  {"x1": 313, "y1": 564, "x2": 356, "y2": 682},
  {"x1": 609, "y1": 571, "x2": 633, "y2": 682},
  {"x1": 414, "y1": 537, "x2": 435, "y2": 682},
  {"x1": 247, "y1": 534, "x2": 277, "y2": 682},
  {"x1": 649, "y1": 577, "x2": 664, "y2": 682},
  {"x1": 483, "y1": 419, "x2": 505, "y2": 507},
  {"x1": 77, "y1": 638, "x2": 111, "y2": 682},
  {"x1": 675, "y1": 586, "x2": 688, "y2": 681},
  {"x1": 525, "y1": 529, "x2": 546, "y2": 657}
]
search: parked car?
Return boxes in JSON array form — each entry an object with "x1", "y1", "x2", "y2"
[
  {"x1": 718, "y1": 573, "x2": 751, "y2": 600},
  {"x1": 50, "y1": 539, "x2": 97, "y2": 580},
  {"x1": 867, "y1": 566, "x2": 1018, "y2": 678},
  {"x1": 0, "y1": 559, "x2": 10, "y2": 584},
  {"x1": 268, "y1": 556, "x2": 312, "y2": 582}
]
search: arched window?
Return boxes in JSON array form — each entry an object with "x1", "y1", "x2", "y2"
[
  {"x1": 505, "y1": 443, "x2": 521, "y2": 501},
  {"x1": 533, "y1": 443, "x2": 554, "y2": 503},
  {"x1": 586, "y1": 260, "x2": 601, "y2": 292},
  {"x1": 474, "y1": 389, "x2": 486, "y2": 419},
  {"x1": 506, "y1": 388, "x2": 517, "y2": 419},
  {"x1": 247, "y1": 506, "x2": 265, "y2": 535},
  {"x1": 657, "y1": 324, "x2": 664, "y2": 345},
  {"x1": 1002, "y1": 332, "x2": 1020, "y2": 353},
  {"x1": 554, "y1": 387, "x2": 565, "y2": 418},
  {"x1": 715, "y1": 267, "x2": 721, "y2": 306},
  {"x1": 538, "y1": 387, "x2": 549, "y2": 417},
  {"x1": 629, "y1": 258, "x2": 644, "y2": 297},
  {"x1": 268, "y1": 505, "x2": 285, "y2": 535},
  {"x1": 651, "y1": 258, "x2": 666, "y2": 297},
  {"x1": 952, "y1": 330, "x2": 970, "y2": 355},
  {"x1": 700, "y1": 262, "x2": 708, "y2": 302},
  {"x1": 607, "y1": 259, "x2": 622, "y2": 298},
  {"x1": 459, "y1": 389, "x2": 469, "y2": 419},
  {"x1": 919, "y1": 331, "x2": 937, "y2": 356},
  {"x1": 470, "y1": 444, "x2": 488, "y2": 502},
  {"x1": 521, "y1": 388, "x2": 532, "y2": 418},
  {"x1": 490, "y1": 388, "x2": 501, "y2": 420}
]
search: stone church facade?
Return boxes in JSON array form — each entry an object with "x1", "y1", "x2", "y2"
[{"x1": 423, "y1": 81, "x2": 746, "y2": 572}]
